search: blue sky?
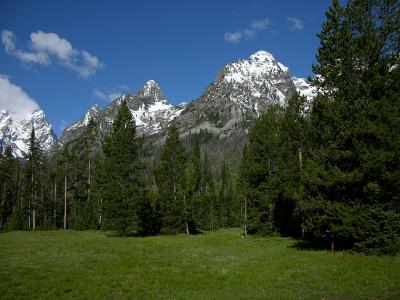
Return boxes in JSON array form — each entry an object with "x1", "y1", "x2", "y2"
[{"x1": 0, "y1": 0, "x2": 332, "y2": 136}]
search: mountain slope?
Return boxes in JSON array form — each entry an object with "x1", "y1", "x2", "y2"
[
  {"x1": 174, "y1": 50, "x2": 315, "y2": 135},
  {"x1": 60, "y1": 50, "x2": 315, "y2": 153},
  {"x1": 0, "y1": 109, "x2": 57, "y2": 157},
  {"x1": 60, "y1": 80, "x2": 185, "y2": 146}
]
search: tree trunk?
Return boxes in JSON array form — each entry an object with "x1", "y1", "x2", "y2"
[
  {"x1": 32, "y1": 189, "x2": 36, "y2": 230},
  {"x1": 244, "y1": 196, "x2": 247, "y2": 237},
  {"x1": 184, "y1": 194, "x2": 189, "y2": 235},
  {"x1": 64, "y1": 173, "x2": 67, "y2": 230},
  {"x1": 298, "y1": 147, "x2": 303, "y2": 169},
  {"x1": 31, "y1": 163, "x2": 35, "y2": 230},
  {"x1": 53, "y1": 181, "x2": 57, "y2": 229}
]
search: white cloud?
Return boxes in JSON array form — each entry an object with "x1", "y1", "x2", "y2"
[
  {"x1": 116, "y1": 84, "x2": 129, "y2": 90},
  {"x1": 243, "y1": 29, "x2": 256, "y2": 39},
  {"x1": 93, "y1": 89, "x2": 107, "y2": 101},
  {"x1": 30, "y1": 31, "x2": 74, "y2": 60},
  {"x1": 224, "y1": 18, "x2": 272, "y2": 44},
  {"x1": 1, "y1": 30, "x2": 50, "y2": 65},
  {"x1": 250, "y1": 19, "x2": 272, "y2": 30},
  {"x1": 108, "y1": 93, "x2": 122, "y2": 101},
  {"x1": 224, "y1": 32, "x2": 242, "y2": 44},
  {"x1": 93, "y1": 89, "x2": 121, "y2": 102},
  {"x1": 0, "y1": 75, "x2": 40, "y2": 121},
  {"x1": 1, "y1": 30, "x2": 104, "y2": 77},
  {"x1": 287, "y1": 17, "x2": 304, "y2": 31}
]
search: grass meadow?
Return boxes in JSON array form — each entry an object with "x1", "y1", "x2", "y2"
[{"x1": 0, "y1": 228, "x2": 399, "y2": 299}]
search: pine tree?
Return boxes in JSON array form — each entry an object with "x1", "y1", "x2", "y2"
[
  {"x1": 21, "y1": 127, "x2": 43, "y2": 230},
  {"x1": 238, "y1": 105, "x2": 283, "y2": 235},
  {"x1": 199, "y1": 153, "x2": 216, "y2": 231},
  {"x1": 302, "y1": 0, "x2": 400, "y2": 253},
  {"x1": 101, "y1": 100, "x2": 146, "y2": 236},
  {"x1": 155, "y1": 125, "x2": 187, "y2": 233},
  {"x1": 0, "y1": 145, "x2": 19, "y2": 230},
  {"x1": 273, "y1": 92, "x2": 308, "y2": 237}
]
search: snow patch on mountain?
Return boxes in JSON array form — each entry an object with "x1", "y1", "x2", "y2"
[
  {"x1": 292, "y1": 77, "x2": 316, "y2": 100},
  {"x1": 0, "y1": 110, "x2": 57, "y2": 157}
]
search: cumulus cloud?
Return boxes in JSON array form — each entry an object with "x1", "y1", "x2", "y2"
[
  {"x1": 287, "y1": 17, "x2": 304, "y2": 31},
  {"x1": 2, "y1": 30, "x2": 50, "y2": 65},
  {"x1": 224, "y1": 18, "x2": 272, "y2": 44},
  {"x1": 93, "y1": 88, "x2": 122, "y2": 102},
  {"x1": 1, "y1": 30, "x2": 103, "y2": 77},
  {"x1": 0, "y1": 75, "x2": 40, "y2": 121}
]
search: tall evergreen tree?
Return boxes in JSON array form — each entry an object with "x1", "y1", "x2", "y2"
[
  {"x1": 155, "y1": 125, "x2": 187, "y2": 233},
  {"x1": 21, "y1": 127, "x2": 43, "y2": 230},
  {"x1": 101, "y1": 100, "x2": 146, "y2": 236},
  {"x1": 301, "y1": 0, "x2": 400, "y2": 253},
  {"x1": 238, "y1": 105, "x2": 283, "y2": 235},
  {"x1": 0, "y1": 145, "x2": 19, "y2": 230},
  {"x1": 199, "y1": 153, "x2": 216, "y2": 231}
]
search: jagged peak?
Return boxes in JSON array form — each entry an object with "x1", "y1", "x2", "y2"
[
  {"x1": 217, "y1": 50, "x2": 290, "y2": 84},
  {"x1": 137, "y1": 79, "x2": 165, "y2": 102},
  {"x1": 249, "y1": 50, "x2": 276, "y2": 62}
]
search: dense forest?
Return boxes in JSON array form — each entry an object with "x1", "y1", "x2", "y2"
[{"x1": 0, "y1": 0, "x2": 399, "y2": 255}]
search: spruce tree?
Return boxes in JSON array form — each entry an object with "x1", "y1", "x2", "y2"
[
  {"x1": 21, "y1": 127, "x2": 42, "y2": 230},
  {"x1": 0, "y1": 145, "x2": 19, "y2": 230},
  {"x1": 101, "y1": 100, "x2": 146, "y2": 236},
  {"x1": 155, "y1": 125, "x2": 187, "y2": 233},
  {"x1": 302, "y1": 0, "x2": 400, "y2": 253},
  {"x1": 238, "y1": 105, "x2": 283, "y2": 235}
]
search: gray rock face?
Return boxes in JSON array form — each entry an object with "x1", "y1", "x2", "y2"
[
  {"x1": 60, "y1": 80, "x2": 185, "y2": 146},
  {"x1": 0, "y1": 109, "x2": 57, "y2": 157},
  {"x1": 174, "y1": 50, "x2": 315, "y2": 135},
  {"x1": 60, "y1": 50, "x2": 315, "y2": 146}
]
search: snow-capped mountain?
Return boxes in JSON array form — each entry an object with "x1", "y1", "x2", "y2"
[
  {"x1": 0, "y1": 109, "x2": 57, "y2": 157},
  {"x1": 60, "y1": 50, "x2": 315, "y2": 147},
  {"x1": 174, "y1": 50, "x2": 315, "y2": 134},
  {"x1": 60, "y1": 80, "x2": 185, "y2": 146}
]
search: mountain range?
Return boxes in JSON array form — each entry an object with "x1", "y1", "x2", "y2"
[{"x1": 0, "y1": 50, "x2": 315, "y2": 157}]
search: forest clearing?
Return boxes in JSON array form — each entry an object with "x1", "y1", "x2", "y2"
[{"x1": 1, "y1": 228, "x2": 399, "y2": 299}]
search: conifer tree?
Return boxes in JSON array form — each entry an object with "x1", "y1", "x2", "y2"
[
  {"x1": 238, "y1": 105, "x2": 283, "y2": 235},
  {"x1": 155, "y1": 125, "x2": 187, "y2": 233},
  {"x1": 0, "y1": 145, "x2": 19, "y2": 230},
  {"x1": 22, "y1": 127, "x2": 42, "y2": 230},
  {"x1": 302, "y1": 0, "x2": 400, "y2": 253},
  {"x1": 101, "y1": 100, "x2": 146, "y2": 236},
  {"x1": 199, "y1": 153, "x2": 216, "y2": 231}
]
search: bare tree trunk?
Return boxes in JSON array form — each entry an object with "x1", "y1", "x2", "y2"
[
  {"x1": 32, "y1": 189, "x2": 36, "y2": 230},
  {"x1": 31, "y1": 163, "x2": 34, "y2": 230},
  {"x1": 53, "y1": 181, "x2": 57, "y2": 228},
  {"x1": 88, "y1": 159, "x2": 91, "y2": 202},
  {"x1": 64, "y1": 170, "x2": 67, "y2": 230},
  {"x1": 42, "y1": 182, "x2": 45, "y2": 228},
  {"x1": 298, "y1": 147, "x2": 303, "y2": 169},
  {"x1": 1, "y1": 184, "x2": 5, "y2": 230},
  {"x1": 244, "y1": 196, "x2": 247, "y2": 237},
  {"x1": 98, "y1": 197, "x2": 102, "y2": 229},
  {"x1": 184, "y1": 194, "x2": 189, "y2": 235}
]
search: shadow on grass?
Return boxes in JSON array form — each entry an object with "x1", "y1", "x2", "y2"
[{"x1": 289, "y1": 239, "x2": 328, "y2": 251}]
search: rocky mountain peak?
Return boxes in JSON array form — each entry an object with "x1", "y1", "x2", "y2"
[
  {"x1": 216, "y1": 50, "x2": 290, "y2": 86},
  {"x1": 137, "y1": 79, "x2": 165, "y2": 101},
  {"x1": 0, "y1": 108, "x2": 56, "y2": 157}
]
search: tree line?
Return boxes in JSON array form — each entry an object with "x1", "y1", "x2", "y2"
[{"x1": 0, "y1": 101, "x2": 240, "y2": 236}]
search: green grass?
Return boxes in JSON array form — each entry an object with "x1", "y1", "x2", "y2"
[{"x1": 0, "y1": 229, "x2": 399, "y2": 299}]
